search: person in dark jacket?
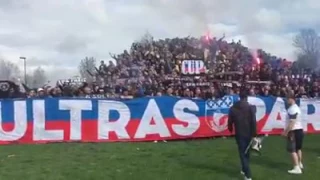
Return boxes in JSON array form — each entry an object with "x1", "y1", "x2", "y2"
[{"x1": 228, "y1": 90, "x2": 257, "y2": 180}]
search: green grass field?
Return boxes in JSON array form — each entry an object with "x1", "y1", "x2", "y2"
[{"x1": 0, "y1": 135, "x2": 319, "y2": 180}]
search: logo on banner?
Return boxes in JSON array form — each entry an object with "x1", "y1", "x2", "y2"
[
  {"x1": 181, "y1": 60, "x2": 206, "y2": 75},
  {"x1": 205, "y1": 96, "x2": 234, "y2": 132}
]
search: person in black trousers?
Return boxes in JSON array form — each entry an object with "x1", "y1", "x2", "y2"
[{"x1": 228, "y1": 91, "x2": 257, "y2": 180}]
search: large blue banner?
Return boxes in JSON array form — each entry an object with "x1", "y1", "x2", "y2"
[{"x1": 0, "y1": 96, "x2": 319, "y2": 144}]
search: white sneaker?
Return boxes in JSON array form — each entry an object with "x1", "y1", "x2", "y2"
[
  {"x1": 288, "y1": 166, "x2": 302, "y2": 174},
  {"x1": 244, "y1": 177, "x2": 252, "y2": 180},
  {"x1": 299, "y1": 163, "x2": 304, "y2": 169},
  {"x1": 240, "y1": 171, "x2": 244, "y2": 175}
]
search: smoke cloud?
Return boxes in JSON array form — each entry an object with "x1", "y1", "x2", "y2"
[{"x1": 144, "y1": 0, "x2": 284, "y2": 49}]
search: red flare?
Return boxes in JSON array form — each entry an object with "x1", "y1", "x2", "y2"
[{"x1": 205, "y1": 31, "x2": 211, "y2": 42}]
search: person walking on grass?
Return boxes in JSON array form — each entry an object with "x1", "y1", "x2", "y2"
[
  {"x1": 282, "y1": 93, "x2": 304, "y2": 174},
  {"x1": 228, "y1": 90, "x2": 257, "y2": 180}
]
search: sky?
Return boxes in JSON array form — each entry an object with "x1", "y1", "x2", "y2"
[{"x1": 0, "y1": 0, "x2": 319, "y2": 82}]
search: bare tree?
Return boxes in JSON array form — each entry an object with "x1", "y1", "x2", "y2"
[
  {"x1": 293, "y1": 28, "x2": 320, "y2": 69},
  {"x1": 136, "y1": 31, "x2": 154, "y2": 46},
  {"x1": 0, "y1": 59, "x2": 21, "y2": 81},
  {"x1": 78, "y1": 57, "x2": 96, "y2": 82},
  {"x1": 31, "y1": 67, "x2": 47, "y2": 88}
]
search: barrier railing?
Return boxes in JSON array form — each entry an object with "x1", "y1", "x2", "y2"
[{"x1": 0, "y1": 96, "x2": 319, "y2": 144}]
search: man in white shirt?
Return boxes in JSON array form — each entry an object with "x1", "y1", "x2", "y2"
[{"x1": 282, "y1": 93, "x2": 304, "y2": 174}]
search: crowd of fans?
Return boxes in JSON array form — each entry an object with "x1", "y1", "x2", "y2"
[{"x1": 1, "y1": 34, "x2": 319, "y2": 100}]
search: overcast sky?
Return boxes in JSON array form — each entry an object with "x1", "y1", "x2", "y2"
[{"x1": 0, "y1": 0, "x2": 319, "y2": 82}]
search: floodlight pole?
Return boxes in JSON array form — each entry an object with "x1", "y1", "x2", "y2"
[{"x1": 20, "y1": 57, "x2": 27, "y2": 85}]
